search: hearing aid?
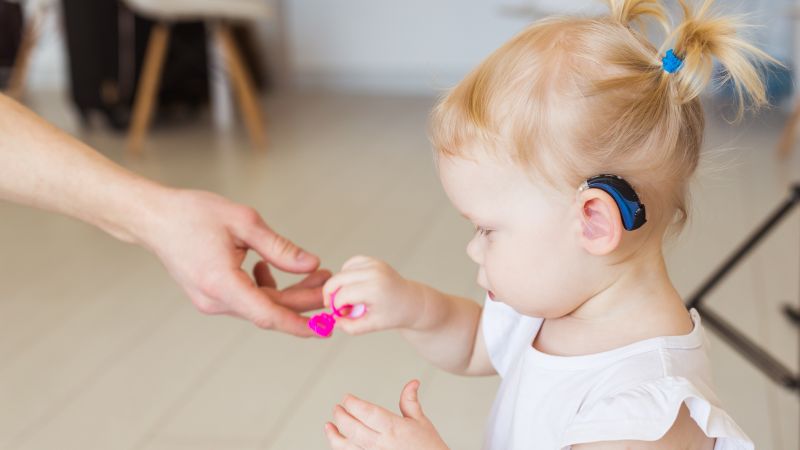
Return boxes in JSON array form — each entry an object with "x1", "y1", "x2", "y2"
[{"x1": 579, "y1": 174, "x2": 647, "y2": 231}]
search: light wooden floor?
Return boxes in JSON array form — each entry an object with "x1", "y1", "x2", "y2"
[{"x1": 0, "y1": 91, "x2": 797, "y2": 450}]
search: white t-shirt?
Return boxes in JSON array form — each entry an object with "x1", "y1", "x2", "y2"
[{"x1": 481, "y1": 297, "x2": 754, "y2": 450}]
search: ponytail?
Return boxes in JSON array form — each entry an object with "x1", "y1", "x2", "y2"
[{"x1": 667, "y1": 0, "x2": 776, "y2": 119}]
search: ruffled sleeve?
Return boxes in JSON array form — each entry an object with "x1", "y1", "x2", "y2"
[
  {"x1": 561, "y1": 376, "x2": 754, "y2": 449},
  {"x1": 480, "y1": 296, "x2": 542, "y2": 378}
]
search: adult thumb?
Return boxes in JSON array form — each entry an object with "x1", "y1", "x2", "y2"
[
  {"x1": 244, "y1": 221, "x2": 319, "y2": 273},
  {"x1": 399, "y1": 379, "x2": 424, "y2": 420}
]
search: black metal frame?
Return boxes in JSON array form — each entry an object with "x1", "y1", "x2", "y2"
[{"x1": 686, "y1": 183, "x2": 800, "y2": 392}]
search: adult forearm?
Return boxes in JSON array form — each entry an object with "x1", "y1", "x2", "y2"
[
  {"x1": 0, "y1": 95, "x2": 328, "y2": 335},
  {"x1": 0, "y1": 94, "x2": 165, "y2": 245},
  {"x1": 400, "y1": 282, "x2": 482, "y2": 374}
]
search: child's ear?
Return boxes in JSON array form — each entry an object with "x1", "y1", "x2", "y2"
[{"x1": 577, "y1": 189, "x2": 623, "y2": 256}]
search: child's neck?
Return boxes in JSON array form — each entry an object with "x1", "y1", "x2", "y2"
[
  {"x1": 568, "y1": 249, "x2": 681, "y2": 322},
  {"x1": 535, "y1": 248, "x2": 693, "y2": 356}
]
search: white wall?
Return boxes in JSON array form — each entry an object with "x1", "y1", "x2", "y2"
[
  {"x1": 278, "y1": 0, "x2": 797, "y2": 95},
  {"x1": 281, "y1": 0, "x2": 535, "y2": 94}
]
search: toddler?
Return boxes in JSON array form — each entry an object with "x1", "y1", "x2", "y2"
[{"x1": 322, "y1": 0, "x2": 772, "y2": 448}]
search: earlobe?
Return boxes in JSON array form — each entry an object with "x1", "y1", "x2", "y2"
[{"x1": 579, "y1": 191, "x2": 623, "y2": 256}]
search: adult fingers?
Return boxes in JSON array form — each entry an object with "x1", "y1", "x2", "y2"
[
  {"x1": 253, "y1": 261, "x2": 277, "y2": 288},
  {"x1": 272, "y1": 284, "x2": 325, "y2": 313},
  {"x1": 288, "y1": 269, "x2": 332, "y2": 291},
  {"x1": 225, "y1": 271, "x2": 316, "y2": 337},
  {"x1": 254, "y1": 269, "x2": 331, "y2": 313},
  {"x1": 251, "y1": 301, "x2": 316, "y2": 337},
  {"x1": 240, "y1": 216, "x2": 319, "y2": 274}
]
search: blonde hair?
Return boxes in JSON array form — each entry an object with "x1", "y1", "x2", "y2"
[{"x1": 430, "y1": 0, "x2": 775, "y2": 233}]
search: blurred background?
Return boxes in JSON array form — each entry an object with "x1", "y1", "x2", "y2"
[{"x1": 0, "y1": 0, "x2": 798, "y2": 449}]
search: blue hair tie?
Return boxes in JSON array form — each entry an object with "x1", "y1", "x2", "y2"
[{"x1": 661, "y1": 49, "x2": 683, "y2": 74}]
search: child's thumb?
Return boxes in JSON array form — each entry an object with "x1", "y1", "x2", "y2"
[{"x1": 399, "y1": 379, "x2": 424, "y2": 419}]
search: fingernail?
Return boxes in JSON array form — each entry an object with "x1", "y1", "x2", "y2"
[
  {"x1": 296, "y1": 251, "x2": 314, "y2": 262},
  {"x1": 349, "y1": 304, "x2": 366, "y2": 318}
]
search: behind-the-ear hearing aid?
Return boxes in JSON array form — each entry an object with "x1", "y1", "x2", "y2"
[{"x1": 579, "y1": 174, "x2": 647, "y2": 231}]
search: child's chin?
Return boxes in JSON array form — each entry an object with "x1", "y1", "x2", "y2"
[{"x1": 506, "y1": 301, "x2": 551, "y2": 318}]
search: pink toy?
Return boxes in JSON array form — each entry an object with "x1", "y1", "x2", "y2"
[{"x1": 308, "y1": 287, "x2": 367, "y2": 337}]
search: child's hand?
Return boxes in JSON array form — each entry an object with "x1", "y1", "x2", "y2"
[
  {"x1": 325, "y1": 380, "x2": 448, "y2": 450},
  {"x1": 323, "y1": 256, "x2": 424, "y2": 334}
]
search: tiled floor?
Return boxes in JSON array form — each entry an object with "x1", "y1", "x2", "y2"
[{"x1": 0, "y1": 90, "x2": 797, "y2": 449}]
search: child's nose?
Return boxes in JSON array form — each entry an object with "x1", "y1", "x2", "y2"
[{"x1": 466, "y1": 235, "x2": 483, "y2": 265}]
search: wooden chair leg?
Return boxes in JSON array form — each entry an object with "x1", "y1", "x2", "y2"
[
  {"x1": 778, "y1": 97, "x2": 800, "y2": 159},
  {"x1": 214, "y1": 24, "x2": 267, "y2": 149},
  {"x1": 6, "y1": 16, "x2": 38, "y2": 99},
  {"x1": 127, "y1": 23, "x2": 170, "y2": 154}
]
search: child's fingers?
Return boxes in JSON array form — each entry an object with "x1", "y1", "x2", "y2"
[
  {"x1": 323, "y1": 422, "x2": 355, "y2": 450},
  {"x1": 332, "y1": 405, "x2": 378, "y2": 447},
  {"x1": 399, "y1": 379, "x2": 424, "y2": 420},
  {"x1": 323, "y1": 268, "x2": 376, "y2": 292},
  {"x1": 322, "y1": 276, "x2": 373, "y2": 308},
  {"x1": 341, "y1": 255, "x2": 377, "y2": 271},
  {"x1": 341, "y1": 394, "x2": 394, "y2": 432},
  {"x1": 334, "y1": 315, "x2": 380, "y2": 336}
]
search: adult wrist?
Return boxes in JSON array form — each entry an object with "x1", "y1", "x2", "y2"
[{"x1": 90, "y1": 173, "x2": 174, "y2": 248}]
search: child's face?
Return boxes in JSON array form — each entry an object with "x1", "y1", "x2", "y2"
[{"x1": 437, "y1": 153, "x2": 594, "y2": 318}]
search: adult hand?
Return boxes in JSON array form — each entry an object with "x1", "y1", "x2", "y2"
[
  {"x1": 141, "y1": 189, "x2": 330, "y2": 336},
  {"x1": 0, "y1": 94, "x2": 330, "y2": 335}
]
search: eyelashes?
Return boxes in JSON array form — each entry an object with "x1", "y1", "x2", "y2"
[{"x1": 475, "y1": 225, "x2": 493, "y2": 237}]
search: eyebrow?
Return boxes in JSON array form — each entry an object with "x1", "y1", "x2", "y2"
[{"x1": 460, "y1": 212, "x2": 486, "y2": 223}]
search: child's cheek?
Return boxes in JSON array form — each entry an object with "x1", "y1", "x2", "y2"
[
  {"x1": 486, "y1": 244, "x2": 523, "y2": 298},
  {"x1": 493, "y1": 238, "x2": 546, "y2": 308}
]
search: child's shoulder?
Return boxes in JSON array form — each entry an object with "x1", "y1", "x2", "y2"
[
  {"x1": 565, "y1": 374, "x2": 751, "y2": 449},
  {"x1": 482, "y1": 301, "x2": 754, "y2": 448},
  {"x1": 570, "y1": 404, "x2": 716, "y2": 450},
  {"x1": 559, "y1": 306, "x2": 751, "y2": 447}
]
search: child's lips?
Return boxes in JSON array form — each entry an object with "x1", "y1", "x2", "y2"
[{"x1": 488, "y1": 290, "x2": 496, "y2": 301}]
